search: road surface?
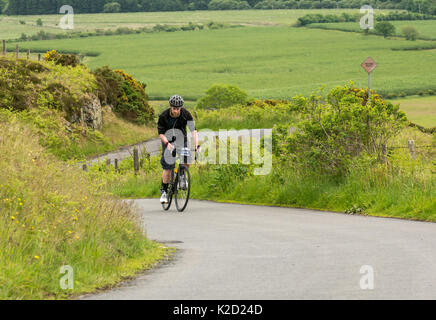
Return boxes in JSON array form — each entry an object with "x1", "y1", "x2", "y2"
[{"x1": 82, "y1": 199, "x2": 436, "y2": 300}]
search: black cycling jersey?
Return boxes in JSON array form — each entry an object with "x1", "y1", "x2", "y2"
[{"x1": 157, "y1": 108, "x2": 196, "y2": 138}]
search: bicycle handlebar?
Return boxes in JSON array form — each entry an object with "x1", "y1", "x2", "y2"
[{"x1": 167, "y1": 136, "x2": 200, "y2": 160}]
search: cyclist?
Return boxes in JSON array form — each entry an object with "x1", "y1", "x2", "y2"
[{"x1": 158, "y1": 95, "x2": 199, "y2": 204}]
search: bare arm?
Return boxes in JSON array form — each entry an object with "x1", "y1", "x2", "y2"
[{"x1": 160, "y1": 134, "x2": 174, "y2": 150}]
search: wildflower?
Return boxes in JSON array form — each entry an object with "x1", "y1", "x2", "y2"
[
  {"x1": 75, "y1": 236, "x2": 80, "y2": 240},
  {"x1": 34, "y1": 256, "x2": 40, "y2": 260},
  {"x1": 67, "y1": 230, "x2": 72, "y2": 234},
  {"x1": 19, "y1": 203, "x2": 23, "y2": 206},
  {"x1": 10, "y1": 216, "x2": 15, "y2": 220}
]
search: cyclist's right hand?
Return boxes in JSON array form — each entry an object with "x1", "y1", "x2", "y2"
[{"x1": 166, "y1": 142, "x2": 175, "y2": 151}]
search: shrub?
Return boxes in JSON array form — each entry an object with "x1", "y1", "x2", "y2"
[
  {"x1": 196, "y1": 84, "x2": 248, "y2": 110},
  {"x1": 103, "y1": 2, "x2": 121, "y2": 13},
  {"x1": 44, "y1": 50, "x2": 80, "y2": 67},
  {"x1": 0, "y1": 56, "x2": 96, "y2": 121},
  {"x1": 375, "y1": 21, "x2": 396, "y2": 38},
  {"x1": 19, "y1": 20, "x2": 26, "y2": 25},
  {"x1": 93, "y1": 66, "x2": 124, "y2": 108},
  {"x1": 206, "y1": 21, "x2": 225, "y2": 30},
  {"x1": 282, "y1": 83, "x2": 408, "y2": 176},
  {"x1": 401, "y1": 25, "x2": 419, "y2": 40},
  {"x1": 93, "y1": 66, "x2": 154, "y2": 124},
  {"x1": 115, "y1": 27, "x2": 135, "y2": 35},
  {"x1": 36, "y1": 18, "x2": 43, "y2": 26}
]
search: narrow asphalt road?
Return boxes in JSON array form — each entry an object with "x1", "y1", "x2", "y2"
[
  {"x1": 85, "y1": 128, "x2": 275, "y2": 165},
  {"x1": 83, "y1": 199, "x2": 436, "y2": 300}
]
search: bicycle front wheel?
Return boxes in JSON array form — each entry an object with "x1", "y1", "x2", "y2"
[{"x1": 175, "y1": 166, "x2": 191, "y2": 212}]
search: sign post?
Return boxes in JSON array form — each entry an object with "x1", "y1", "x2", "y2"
[{"x1": 361, "y1": 57, "x2": 377, "y2": 105}]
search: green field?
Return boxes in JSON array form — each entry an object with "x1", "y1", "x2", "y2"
[
  {"x1": 15, "y1": 26, "x2": 436, "y2": 101},
  {"x1": 394, "y1": 96, "x2": 436, "y2": 128},
  {"x1": 0, "y1": 9, "x2": 378, "y2": 40},
  {"x1": 308, "y1": 20, "x2": 436, "y2": 39}
]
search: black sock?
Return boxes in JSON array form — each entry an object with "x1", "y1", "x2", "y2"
[{"x1": 161, "y1": 183, "x2": 169, "y2": 193}]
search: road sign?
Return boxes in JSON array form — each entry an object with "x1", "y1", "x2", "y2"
[
  {"x1": 361, "y1": 57, "x2": 377, "y2": 105},
  {"x1": 361, "y1": 57, "x2": 377, "y2": 73}
]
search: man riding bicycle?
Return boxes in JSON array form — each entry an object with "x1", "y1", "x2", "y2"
[{"x1": 158, "y1": 95, "x2": 198, "y2": 204}]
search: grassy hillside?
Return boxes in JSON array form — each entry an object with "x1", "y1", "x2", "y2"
[
  {"x1": 17, "y1": 105, "x2": 157, "y2": 160},
  {"x1": 0, "y1": 110, "x2": 167, "y2": 299},
  {"x1": 0, "y1": 53, "x2": 166, "y2": 299},
  {"x1": 15, "y1": 26, "x2": 436, "y2": 101},
  {"x1": 0, "y1": 56, "x2": 157, "y2": 160}
]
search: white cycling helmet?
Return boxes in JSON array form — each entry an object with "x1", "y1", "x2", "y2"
[{"x1": 169, "y1": 95, "x2": 184, "y2": 108}]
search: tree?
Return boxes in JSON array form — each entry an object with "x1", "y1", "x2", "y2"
[
  {"x1": 401, "y1": 25, "x2": 419, "y2": 40},
  {"x1": 0, "y1": 0, "x2": 7, "y2": 13},
  {"x1": 375, "y1": 21, "x2": 396, "y2": 38},
  {"x1": 196, "y1": 84, "x2": 248, "y2": 110},
  {"x1": 208, "y1": 0, "x2": 251, "y2": 10},
  {"x1": 103, "y1": 2, "x2": 121, "y2": 13}
]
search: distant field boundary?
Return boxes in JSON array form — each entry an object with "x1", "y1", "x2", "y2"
[
  {"x1": 6, "y1": 22, "x2": 242, "y2": 44},
  {"x1": 305, "y1": 24, "x2": 436, "y2": 42}
]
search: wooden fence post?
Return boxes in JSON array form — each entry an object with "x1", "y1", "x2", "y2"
[
  {"x1": 38, "y1": 53, "x2": 41, "y2": 61},
  {"x1": 145, "y1": 151, "x2": 151, "y2": 166},
  {"x1": 106, "y1": 158, "x2": 111, "y2": 167},
  {"x1": 133, "y1": 147, "x2": 139, "y2": 174},
  {"x1": 381, "y1": 143, "x2": 387, "y2": 163},
  {"x1": 408, "y1": 140, "x2": 416, "y2": 160},
  {"x1": 15, "y1": 45, "x2": 19, "y2": 59},
  {"x1": 2, "y1": 40, "x2": 6, "y2": 56},
  {"x1": 114, "y1": 159, "x2": 119, "y2": 172},
  {"x1": 82, "y1": 164, "x2": 88, "y2": 172},
  {"x1": 27, "y1": 49, "x2": 30, "y2": 60}
]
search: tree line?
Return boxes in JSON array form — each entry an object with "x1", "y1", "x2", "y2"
[{"x1": 1, "y1": 0, "x2": 436, "y2": 15}]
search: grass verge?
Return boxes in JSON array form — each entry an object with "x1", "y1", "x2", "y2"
[
  {"x1": 102, "y1": 127, "x2": 435, "y2": 222},
  {"x1": 0, "y1": 111, "x2": 166, "y2": 299}
]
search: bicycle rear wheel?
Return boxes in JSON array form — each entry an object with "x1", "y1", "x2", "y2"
[
  {"x1": 175, "y1": 165, "x2": 191, "y2": 212},
  {"x1": 162, "y1": 169, "x2": 175, "y2": 211}
]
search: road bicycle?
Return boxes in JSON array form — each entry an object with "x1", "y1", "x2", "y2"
[{"x1": 162, "y1": 140, "x2": 199, "y2": 212}]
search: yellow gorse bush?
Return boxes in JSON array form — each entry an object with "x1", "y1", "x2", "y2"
[
  {"x1": 44, "y1": 50, "x2": 57, "y2": 61},
  {"x1": 114, "y1": 69, "x2": 146, "y2": 93}
]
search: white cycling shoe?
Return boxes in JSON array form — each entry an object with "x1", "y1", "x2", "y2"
[{"x1": 160, "y1": 191, "x2": 168, "y2": 204}]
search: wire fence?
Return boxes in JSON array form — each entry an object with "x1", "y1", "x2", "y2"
[
  {"x1": 2, "y1": 41, "x2": 43, "y2": 61},
  {"x1": 389, "y1": 140, "x2": 435, "y2": 161}
]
